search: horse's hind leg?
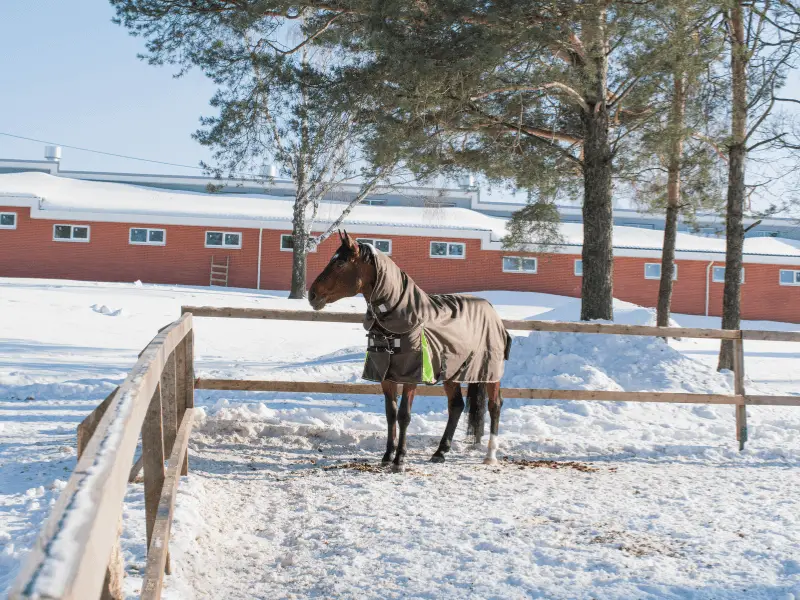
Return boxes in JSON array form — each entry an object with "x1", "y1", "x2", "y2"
[
  {"x1": 484, "y1": 382, "x2": 503, "y2": 466},
  {"x1": 392, "y1": 384, "x2": 417, "y2": 473},
  {"x1": 431, "y1": 381, "x2": 464, "y2": 463},
  {"x1": 381, "y1": 380, "x2": 399, "y2": 465}
]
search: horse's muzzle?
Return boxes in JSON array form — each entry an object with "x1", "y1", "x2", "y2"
[{"x1": 308, "y1": 290, "x2": 326, "y2": 311}]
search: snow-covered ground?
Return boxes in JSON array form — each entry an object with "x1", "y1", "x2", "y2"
[{"x1": 1, "y1": 278, "x2": 800, "y2": 599}]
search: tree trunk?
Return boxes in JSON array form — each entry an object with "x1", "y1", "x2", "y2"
[
  {"x1": 289, "y1": 207, "x2": 308, "y2": 299},
  {"x1": 657, "y1": 73, "x2": 686, "y2": 328},
  {"x1": 719, "y1": 2, "x2": 747, "y2": 371},
  {"x1": 580, "y1": 2, "x2": 614, "y2": 322}
]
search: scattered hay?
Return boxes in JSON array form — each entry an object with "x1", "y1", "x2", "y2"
[
  {"x1": 502, "y1": 457, "x2": 599, "y2": 473},
  {"x1": 323, "y1": 461, "x2": 386, "y2": 473}
]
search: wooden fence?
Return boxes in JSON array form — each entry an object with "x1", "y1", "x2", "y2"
[
  {"x1": 182, "y1": 305, "x2": 800, "y2": 451},
  {"x1": 10, "y1": 304, "x2": 800, "y2": 599},
  {"x1": 10, "y1": 314, "x2": 196, "y2": 600}
]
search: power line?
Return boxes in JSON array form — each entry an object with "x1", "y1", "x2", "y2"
[{"x1": 0, "y1": 131, "x2": 207, "y2": 172}]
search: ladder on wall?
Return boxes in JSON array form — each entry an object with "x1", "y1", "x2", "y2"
[{"x1": 210, "y1": 256, "x2": 230, "y2": 287}]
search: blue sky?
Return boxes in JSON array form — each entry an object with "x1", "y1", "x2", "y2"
[
  {"x1": 0, "y1": 2, "x2": 797, "y2": 214},
  {"x1": 0, "y1": 1, "x2": 215, "y2": 174}
]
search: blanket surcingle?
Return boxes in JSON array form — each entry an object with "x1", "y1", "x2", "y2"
[{"x1": 362, "y1": 246, "x2": 511, "y2": 384}]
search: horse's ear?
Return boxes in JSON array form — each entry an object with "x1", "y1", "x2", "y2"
[{"x1": 343, "y1": 231, "x2": 359, "y2": 255}]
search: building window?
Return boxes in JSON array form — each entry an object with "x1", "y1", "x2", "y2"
[
  {"x1": 430, "y1": 241, "x2": 465, "y2": 259},
  {"x1": 574, "y1": 260, "x2": 583, "y2": 276},
  {"x1": 712, "y1": 266, "x2": 745, "y2": 283},
  {"x1": 129, "y1": 227, "x2": 166, "y2": 246},
  {"x1": 780, "y1": 270, "x2": 800, "y2": 286},
  {"x1": 0, "y1": 212, "x2": 17, "y2": 229},
  {"x1": 502, "y1": 256, "x2": 537, "y2": 273},
  {"x1": 360, "y1": 198, "x2": 387, "y2": 206},
  {"x1": 644, "y1": 263, "x2": 677, "y2": 280},
  {"x1": 53, "y1": 224, "x2": 90, "y2": 242},
  {"x1": 279, "y1": 234, "x2": 317, "y2": 252},
  {"x1": 750, "y1": 230, "x2": 780, "y2": 238},
  {"x1": 205, "y1": 231, "x2": 241, "y2": 249},
  {"x1": 356, "y1": 238, "x2": 392, "y2": 254}
]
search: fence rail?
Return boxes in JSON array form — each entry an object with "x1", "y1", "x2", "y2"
[
  {"x1": 183, "y1": 305, "x2": 800, "y2": 451},
  {"x1": 181, "y1": 305, "x2": 800, "y2": 342},
  {"x1": 11, "y1": 315, "x2": 196, "y2": 600}
]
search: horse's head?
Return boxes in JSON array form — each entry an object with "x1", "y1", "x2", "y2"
[{"x1": 308, "y1": 230, "x2": 374, "y2": 311}]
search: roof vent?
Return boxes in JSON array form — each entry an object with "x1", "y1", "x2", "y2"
[
  {"x1": 44, "y1": 145, "x2": 62, "y2": 162},
  {"x1": 261, "y1": 164, "x2": 278, "y2": 179}
]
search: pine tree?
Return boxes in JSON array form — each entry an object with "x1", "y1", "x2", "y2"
[
  {"x1": 111, "y1": 0, "x2": 660, "y2": 321},
  {"x1": 621, "y1": 0, "x2": 727, "y2": 327},
  {"x1": 717, "y1": 0, "x2": 800, "y2": 370}
]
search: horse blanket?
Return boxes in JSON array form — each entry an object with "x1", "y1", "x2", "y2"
[{"x1": 362, "y1": 247, "x2": 511, "y2": 384}]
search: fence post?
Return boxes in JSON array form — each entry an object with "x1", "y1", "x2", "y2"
[
  {"x1": 733, "y1": 336, "x2": 747, "y2": 451},
  {"x1": 142, "y1": 383, "x2": 165, "y2": 554},
  {"x1": 181, "y1": 329, "x2": 195, "y2": 476},
  {"x1": 76, "y1": 388, "x2": 124, "y2": 600}
]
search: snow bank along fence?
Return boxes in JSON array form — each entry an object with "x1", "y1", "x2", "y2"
[
  {"x1": 11, "y1": 314, "x2": 196, "y2": 600},
  {"x1": 182, "y1": 306, "x2": 800, "y2": 452}
]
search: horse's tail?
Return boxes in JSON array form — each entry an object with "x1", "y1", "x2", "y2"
[{"x1": 466, "y1": 383, "x2": 487, "y2": 445}]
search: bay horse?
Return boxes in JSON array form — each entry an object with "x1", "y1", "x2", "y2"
[{"x1": 308, "y1": 231, "x2": 511, "y2": 472}]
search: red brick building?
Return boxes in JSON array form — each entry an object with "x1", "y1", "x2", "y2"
[{"x1": 2, "y1": 172, "x2": 800, "y2": 323}]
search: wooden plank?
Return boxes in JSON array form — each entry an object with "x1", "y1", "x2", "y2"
[
  {"x1": 733, "y1": 338, "x2": 748, "y2": 451},
  {"x1": 194, "y1": 378, "x2": 756, "y2": 405},
  {"x1": 180, "y1": 306, "x2": 744, "y2": 340},
  {"x1": 743, "y1": 395, "x2": 800, "y2": 406},
  {"x1": 77, "y1": 387, "x2": 119, "y2": 459},
  {"x1": 142, "y1": 384, "x2": 165, "y2": 555},
  {"x1": 128, "y1": 455, "x2": 143, "y2": 483},
  {"x1": 741, "y1": 330, "x2": 800, "y2": 342},
  {"x1": 140, "y1": 409, "x2": 195, "y2": 600},
  {"x1": 161, "y1": 353, "x2": 178, "y2": 459},
  {"x1": 181, "y1": 330, "x2": 195, "y2": 477},
  {"x1": 10, "y1": 314, "x2": 193, "y2": 600},
  {"x1": 175, "y1": 337, "x2": 188, "y2": 428}
]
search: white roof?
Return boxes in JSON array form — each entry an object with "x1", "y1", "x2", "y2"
[{"x1": 1, "y1": 172, "x2": 799, "y2": 262}]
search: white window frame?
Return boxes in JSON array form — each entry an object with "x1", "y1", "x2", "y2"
[
  {"x1": 779, "y1": 269, "x2": 800, "y2": 286},
  {"x1": 574, "y1": 259, "x2": 583, "y2": 276},
  {"x1": 205, "y1": 231, "x2": 242, "y2": 249},
  {"x1": 712, "y1": 266, "x2": 745, "y2": 284},
  {"x1": 129, "y1": 227, "x2": 166, "y2": 246},
  {"x1": 644, "y1": 263, "x2": 677, "y2": 281},
  {"x1": 0, "y1": 212, "x2": 17, "y2": 230},
  {"x1": 360, "y1": 198, "x2": 387, "y2": 206},
  {"x1": 53, "y1": 224, "x2": 91, "y2": 243},
  {"x1": 429, "y1": 241, "x2": 466, "y2": 259},
  {"x1": 502, "y1": 256, "x2": 538, "y2": 274},
  {"x1": 279, "y1": 234, "x2": 317, "y2": 252},
  {"x1": 356, "y1": 238, "x2": 392, "y2": 254}
]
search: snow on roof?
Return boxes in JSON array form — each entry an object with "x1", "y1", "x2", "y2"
[
  {"x1": 0, "y1": 172, "x2": 504, "y2": 234},
  {"x1": 1, "y1": 172, "x2": 799, "y2": 259}
]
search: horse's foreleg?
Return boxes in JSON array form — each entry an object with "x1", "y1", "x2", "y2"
[
  {"x1": 381, "y1": 380, "x2": 399, "y2": 465},
  {"x1": 484, "y1": 382, "x2": 503, "y2": 465},
  {"x1": 431, "y1": 381, "x2": 464, "y2": 463},
  {"x1": 393, "y1": 384, "x2": 416, "y2": 473}
]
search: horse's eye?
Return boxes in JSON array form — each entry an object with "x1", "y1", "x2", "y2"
[{"x1": 334, "y1": 259, "x2": 346, "y2": 271}]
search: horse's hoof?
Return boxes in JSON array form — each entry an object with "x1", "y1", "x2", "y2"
[
  {"x1": 430, "y1": 454, "x2": 445, "y2": 463},
  {"x1": 483, "y1": 457, "x2": 499, "y2": 466},
  {"x1": 391, "y1": 462, "x2": 406, "y2": 473},
  {"x1": 381, "y1": 460, "x2": 392, "y2": 467}
]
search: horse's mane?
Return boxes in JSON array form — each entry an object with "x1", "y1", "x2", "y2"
[{"x1": 357, "y1": 241, "x2": 376, "y2": 265}]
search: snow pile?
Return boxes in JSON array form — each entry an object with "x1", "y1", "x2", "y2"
[{"x1": 91, "y1": 304, "x2": 123, "y2": 317}]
